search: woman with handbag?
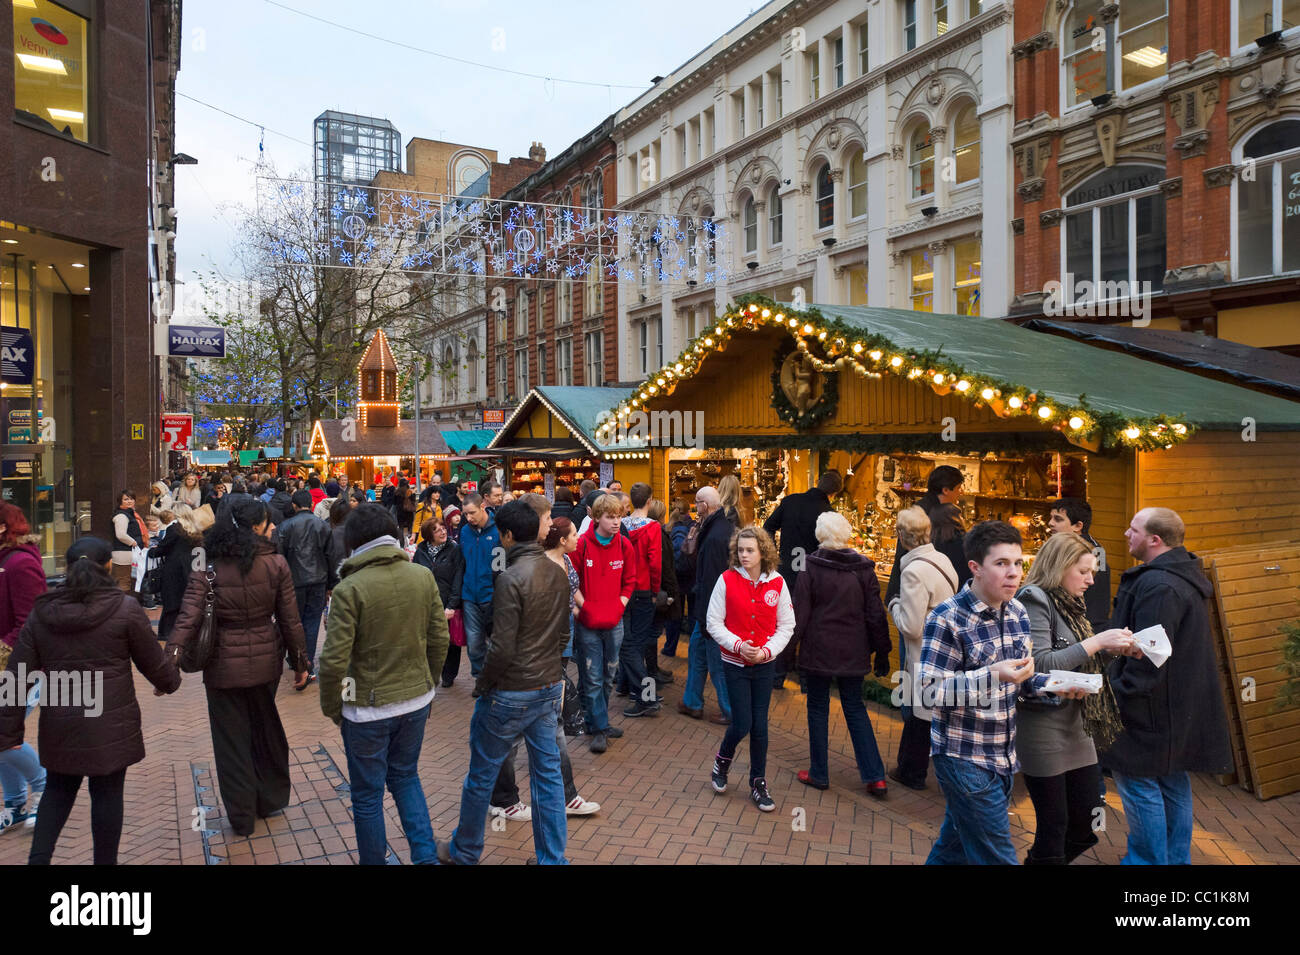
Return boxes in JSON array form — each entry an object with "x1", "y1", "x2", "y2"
[
  {"x1": 167, "y1": 498, "x2": 310, "y2": 838},
  {"x1": 790, "y1": 512, "x2": 892, "y2": 798},
  {"x1": 1016, "y1": 531, "x2": 1137, "y2": 865},
  {"x1": 0, "y1": 537, "x2": 181, "y2": 864},
  {"x1": 147, "y1": 504, "x2": 203, "y2": 643},
  {"x1": 887, "y1": 506, "x2": 959, "y2": 791},
  {"x1": 412, "y1": 517, "x2": 464, "y2": 688},
  {"x1": 0, "y1": 502, "x2": 49, "y2": 833},
  {"x1": 110, "y1": 490, "x2": 145, "y2": 593}
]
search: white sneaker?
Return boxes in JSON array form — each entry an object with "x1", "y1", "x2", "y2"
[
  {"x1": 24, "y1": 791, "x2": 40, "y2": 828},
  {"x1": 565, "y1": 795, "x2": 600, "y2": 817},
  {"x1": 489, "y1": 801, "x2": 531, "y2": 822}
]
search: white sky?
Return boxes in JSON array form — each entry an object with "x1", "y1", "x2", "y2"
[{"x1": 173, "y1": 0, "x2": 759, "y2": 287}]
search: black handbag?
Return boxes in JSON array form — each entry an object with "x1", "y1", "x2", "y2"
[{"x1": 178, "y1": 569, "x2": 218, "y2": 673}]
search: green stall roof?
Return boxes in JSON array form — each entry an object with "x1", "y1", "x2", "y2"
[{"x1": 441, "y1": 429, "x2": 497, "y2": 455}]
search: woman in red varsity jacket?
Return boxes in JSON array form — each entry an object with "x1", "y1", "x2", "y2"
[{"x1": 705, "y1": 526, "x2": 794, "y2": 812}]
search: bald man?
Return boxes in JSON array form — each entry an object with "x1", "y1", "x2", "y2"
[{"x1": 680, "y1": 485, "x2": 734, "y2": 723}]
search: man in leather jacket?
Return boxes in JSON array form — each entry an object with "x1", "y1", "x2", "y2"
[
  {"x1": 277, "y1": 490, "x2": 331, "y2": 677},
  {"x1": 440, "y1": 499, "x2": 571, "y2": 865}
]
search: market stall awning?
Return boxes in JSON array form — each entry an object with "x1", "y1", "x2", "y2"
[
  {"x1": 191, "y1": 450, "x2": 232, "y2": 466},
  {"x1": 600, "y1": 296, "x2": 1300, "y2": 453},
  {"x1": 1022, "y1": 319, "x2": 1300, "y2": 401},
  {"x1": 441, "y1": 429, "x2": 498, "y2": 456},
  {"x1": 488, "y1": 386, "x2": 648, "y2": 456},
  {"x1": 308, "y1": 419, "x2": 452, "y2": 460}
]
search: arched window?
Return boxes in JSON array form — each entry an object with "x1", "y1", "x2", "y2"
[
  {"x1": 769, "y1": 190, "x2": 784, "y2": 246},
  {"x1": 466, "y1": 339, "x2": 479, "y2": 398},
  {"x1": 1064, "y1": 0, "x2": 1168, "y2": 108},
  {"x1": 743, "y1": 197, "x2": 758, "y2": 254},
  {"x1": 441, "y1": 345, "x2": 457, "y2": 404},
  {"x1": 816, "y1": 165, "x2": 834, "y2": 229},
  {"x1": 1063, "y1": 164, "x2": 1165, "y2": 305},
  {"x1": 952, "y1": 103, "x2": 980, "y2": 185},
  {"x1": 848, "y1": 152, "x2": 868, "y2": 219},
  {"x1": 1237, "y1": 120, "x2": 1300, "y2": 277},
  {"x1": 909, "y1": 125, "x2": 935, "y2": 198}
]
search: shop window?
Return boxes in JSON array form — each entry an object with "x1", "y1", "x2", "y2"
[
  {"x1": 1063, "y1": 164, "x2": 1166, "y2": 304},
  {"x1": 12, "y1": 0, "x2": 92, "y2": 144},
  {"x1": 903, "y1": 0, "x2": 918, "y2": 51},
  {"x1": 910, "y1": 124, "x2": 935, "y2": 199},
  {"x1": 953, "y1": 240, "x2": 981, "y2": 316},
  {"x1": 952, "y1": 103, "x2": 980, "y2": 185},
  {"x1": 1063, "y1": 0, "x2": 1168, "y2": 108},
  {"x1": 1236, "y1": 120, "x2": 1300, "y2": 278},
  {"x1": 816, "y1": 165, "x2": 834, "y2": 229},
  {"x1": 743, "y1": 197, "x2": 758, "y2": 254},
  {"x1": 849, "y1": 152, "x2": 868, "y2": 219},
  {"x1": 1238, "y1": 0, "x2": 1300, "y2": 44},
  {"x1": 909, "y1": 249, "x2": 934, "y2": 312},
  {"x1": 769, "y1": 190, "x2": 783, "y2": 246}
]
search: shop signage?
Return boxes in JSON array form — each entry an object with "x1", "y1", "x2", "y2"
[
  {"x1": 161, "y1": 413, "x2": 193, "y2": 451},
  {"x1": 8, "y1": 410, "x2": 32, "y2": 427},
  {"x1": 167, "y1": 324, "x2": 226, "y2": 358},
  {"x1": 599, "y1": 462, "x2": 614, "y2": 487},
  {"x1": 7, "y1": 427, "x2": 30, "y2": 442},
  {"x1": 131, "y1": 423, "x2": 144, "y2": 440},
  {"x1": 483, "y1": 408, "x2": 506, "y2": 430},
  {"x1": 543, "y1": 473, "x2": 555, "y2": 504},
  {"x1": 0, "y1": 328, "x2": 34, "y2": 385}
]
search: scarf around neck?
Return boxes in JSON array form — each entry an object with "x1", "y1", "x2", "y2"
[{"x1": 1046, "y1": 586, "x2": 1124, "y2": 752}]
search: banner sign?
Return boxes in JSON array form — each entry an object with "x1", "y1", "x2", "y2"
[
  {"x1": 0, "y1": 328, "x2": 34, "y2": 385},
  {"x1": 161, "y1": 413, "x2": 193, "y2": 451},
  {"x1": 167, "y1": 324, "x2": 225, "y2": 358}
]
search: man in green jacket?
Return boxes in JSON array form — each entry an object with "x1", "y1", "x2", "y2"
[{"x1": 318, "y1": 503, "x2": 449, "y2": 865}]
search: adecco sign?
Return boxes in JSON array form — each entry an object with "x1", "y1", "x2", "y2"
[{"x1": 167, "y1": 324, "x2": 225, "y2": 358}]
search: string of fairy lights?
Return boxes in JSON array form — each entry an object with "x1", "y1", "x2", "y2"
[{"x1": 596, "y1": 294, "x2": 1194, "y2": 454}]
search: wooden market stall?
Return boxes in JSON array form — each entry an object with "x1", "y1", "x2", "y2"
[{"x1": 487, "y1": 386, "x2": 649, "y2": 498}]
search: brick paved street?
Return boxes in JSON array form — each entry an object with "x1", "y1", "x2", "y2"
[{"x1": 2, "y1": 614, "x2": 1298, "y2": 866}]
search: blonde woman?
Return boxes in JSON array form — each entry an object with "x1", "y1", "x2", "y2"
[
  {"x1": 887, "y1": 506, "x2": 959, "y2": 790},
  {"x1": 716, "y1": 474, "x2": 742, "y2": 527},
  {"x1": 1017, "y1": 531, "x2": 1137, "y2": 865},
  {"x1": 175, "y1": 471, "x2": 202, "y2": 509},
  {"x1": 147, "y1": 503, "x2": 203, "y2": 642},
  {"x1": 706, "y1": 526, "x2": 793, "y2": 812}
]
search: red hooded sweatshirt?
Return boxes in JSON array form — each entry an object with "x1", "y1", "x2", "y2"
[
  {"x1": 572, "y1": 524, "x2": 637, "y2": 630},
  {"x1": 620, "y1": 515, "x2": 661, "y2": 593}
]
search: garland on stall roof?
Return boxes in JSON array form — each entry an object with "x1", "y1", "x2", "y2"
[
  {"x1": 594, "y1": 293, "x2": 1195, "y2": 454},
  {"x1": 701, "y1": 431, "x2": 1090, "y2": 455},
  {"x1": 770, "y1": 338, "x2": 840, "y2": 430}
]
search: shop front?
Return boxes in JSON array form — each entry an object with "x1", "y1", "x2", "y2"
[
  {"x1": 599, "y1": 295, "x2": 1300, "y2": 602},
  {"x1": 488, "y1": 386, "x2": 648, "y2": 499}
]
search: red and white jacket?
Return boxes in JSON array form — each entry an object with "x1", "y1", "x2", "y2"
[{"x1": 706, "y1": 567, "x2": 795, "y2": 667}]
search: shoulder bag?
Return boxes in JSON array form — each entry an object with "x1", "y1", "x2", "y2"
[{"x1": 178, "y1": 569, "x2": 218, "y2": 673}]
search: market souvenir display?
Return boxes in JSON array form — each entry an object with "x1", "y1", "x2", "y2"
[
  {"x1": 1132, "y1": 623, "x2": 1172, "y2": 667},
  {"x1": 1043, "y1": 670, "x2": 1104, "y2": 694}
]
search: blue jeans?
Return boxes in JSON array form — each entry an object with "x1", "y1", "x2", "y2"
[
  {"x1": 682, "y1": 621, "x2": 732, "y2": 719},
  {"x1": 462, "y1": 600, "x2": 494, "y2": 677},
  {"x1": 0, "y1": 742, "x2": 46, "y2": 809},
  {"x1": 719, "y1": 661, "x2": 774, "y2": 782},
  {"x1": 340, "y1": 703, "x2": 437, "y2": 865},
  {"x1": 1113, "y1": 771, "x2": 1194, "y2": 865},
  {"x1": 575, "y1": 621, "x2": 622, "y2": 733},
  {"x1": 449, "y1": 684, "x2": 568, "y2": 865},
  {"x1": 619, "y1": 593, "x2": 656, "y2": 701},
  {"x1": 927, "y1": 754, "x2": 1019, "y2": 865},
  {"x1": 804, "y1": 675, "x2": 886, "y2": 786},
  {"x1": 295, "y1": 582, "x2": 328, "y2": 666}
]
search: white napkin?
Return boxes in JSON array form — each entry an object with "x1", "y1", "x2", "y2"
[
  {"x1": 1132, "y1": 624, "x2": 1172, "y2": 668},
  {"x1": 1043, "y1": 670, "x2": 1104, "y2": 694}
]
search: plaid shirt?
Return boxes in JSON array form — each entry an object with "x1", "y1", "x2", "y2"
[{"x1": 919, "y1": 583, "x2": 1048, "y2": 775}]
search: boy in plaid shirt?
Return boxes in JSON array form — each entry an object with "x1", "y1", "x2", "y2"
[{"x1": 919, "y1": 521, "x2": 1084, "y2": 864}]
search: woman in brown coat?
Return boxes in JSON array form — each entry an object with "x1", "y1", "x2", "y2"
[
  {"x1": 168, "y1": 498, "x2": 310, "y2": 837},
  {"x1": 0, "y1": 536, "x2": 181, "y2": 864}
]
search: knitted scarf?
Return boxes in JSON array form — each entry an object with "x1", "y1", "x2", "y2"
[{"x1": 1046, "y1": 587, "x2": 1124, "y2": 752}]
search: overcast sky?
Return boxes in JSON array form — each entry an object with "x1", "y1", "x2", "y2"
[{"x1": 173, "y1": 0, "x2": 760, "y2": 290}]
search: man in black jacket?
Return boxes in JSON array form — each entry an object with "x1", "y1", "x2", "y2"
[
  {"x1": 267, "y1": 479, "x2": 293, "y2": 527},
  {"x1": 440, "y1": 499, "x2": 571, "y2": 865},
  {"x1": 1048, "y1": 497, "x2": 1112, "y2": 632},
  {"x1": 278, "y1": 490, "x2": 331, "y2": 678},
  {"x1": 763, "y1": 469, "x2": 841, "y2": 686},
  {"x1": 1104, "y1": 507, "x2": 1232, "y2": 865},
  {"x1": 679, "y1": 486, "x2": 734, "y2": 723}
]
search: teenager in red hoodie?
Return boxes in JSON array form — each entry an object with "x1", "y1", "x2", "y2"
[
  {"x1": 617, "y1": 483, "x2": 663, "y2": 719},
  {"x1": 706, "y1": 525, "x2": 794, "y2": 812},
  {"x1": 571, "y1": 494, "x2": 637, "y2": 754}
]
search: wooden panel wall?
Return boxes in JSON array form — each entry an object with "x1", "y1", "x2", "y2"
[
  {"x1": 1138, "y1": 432, "x2": 1300, "y2": 552},
  {"x1": 1087, "y1": 451, "x2": 1137, "y2": 603}
]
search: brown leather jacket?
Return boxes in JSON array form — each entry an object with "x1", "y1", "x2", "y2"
[
  {"x1": 168, "y1": 538, "x2": 309, "y2": 688},
  {"x1": 475, "y1": 542, "x2": 570, "y2": 696}
]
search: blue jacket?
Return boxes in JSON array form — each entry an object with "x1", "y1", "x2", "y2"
[{"x1": 459, "y1": 517, "x2": 500, "y2": 605}]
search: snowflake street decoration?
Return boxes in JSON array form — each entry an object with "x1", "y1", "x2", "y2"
[{"x1": 257, "y1": 176, "x2": 732, "y2": 289}]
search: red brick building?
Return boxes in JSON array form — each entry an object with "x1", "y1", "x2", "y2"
[
  {"x1": 486, "y1": 115, "x2": 618, "y2": 402},
  {"x1": 1009, "y1": 0, "x2": 1300, "y2": 355}
]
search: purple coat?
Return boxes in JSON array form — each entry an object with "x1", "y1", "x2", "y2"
[
  {"x1": 0, "y1": 542, "x2": 46, "y2": 649},
  {"x1": 792, "y1": 548, "x2": 890, "y2": 678}
]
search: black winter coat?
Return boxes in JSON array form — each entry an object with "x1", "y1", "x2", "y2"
[
  {"x1": 1102, "y1": 546, "x2": 1233, "y2": 777},
  {"x1": 0, "y1": 588, "x2": 180, "y2": 776},
  {"x1": 413, "y1": 539, "x2": 465, "y2": 610},
  {"x1": 762, "y1": 488, "x2": 832, "y2": 578},
  {"x1": 267, "y1": 491, "x2": 293, "y2": 526},
  {"x1": 693, "y1": 508, "x2": 736, "y2": 627},
  {"x1": 148, "y1": 526, "x2": 200, "y2": 614},
  {"x1": 791, "y1": 548, "x2": 890, "y2": 677},
  {"x1": 278, "y1": 510, "x2": 331, "y2": 588}
]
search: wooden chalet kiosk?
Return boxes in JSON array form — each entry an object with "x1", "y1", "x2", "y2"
[{"x1": 306, "y1": 330, "x2": 450, "y2": 486}]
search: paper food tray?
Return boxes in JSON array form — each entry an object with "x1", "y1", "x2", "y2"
[
  {"x1": 1043, "y1": 670, "x2": 1103, "y2": 694},
  {"x1": 1132, "y1": 624, "x2": 1172, "y2": 668}
]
